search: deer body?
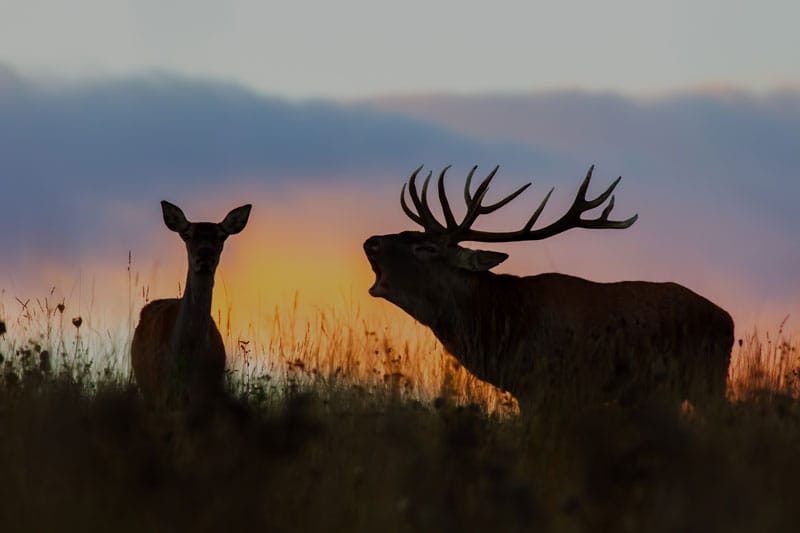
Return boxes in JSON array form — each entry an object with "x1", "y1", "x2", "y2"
[
  {"x1": 131, "y1": 278, "x2": 226, "y2": 404},
  {"x1": 131, "y1": 201, "x2": 251, "y2": 406},
  {"x1": 364, "y1": 166, "x2": 733, "y2": 408},
  {"x1": 426, "y1": 271, "x2": 730, "y2": 406}
]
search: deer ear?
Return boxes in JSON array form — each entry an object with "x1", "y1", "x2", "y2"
[
  {"x1": 220, "y1": 204, "x2": 252, "y2": 235},
  {"x1": 161, "y1": 201, "x2": 190, "y2": 233},
  {"x1": 449, "y1": 247, "x2": 508, "y2": 271}
]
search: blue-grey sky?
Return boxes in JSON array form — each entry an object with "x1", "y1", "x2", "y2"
[{"x1": 1, "y1": 0, "x2": 798, "y2": 98}]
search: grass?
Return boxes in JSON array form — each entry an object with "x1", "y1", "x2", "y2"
[{"x1": 1, "y1": 295, "x2": 799, "y2": 532}]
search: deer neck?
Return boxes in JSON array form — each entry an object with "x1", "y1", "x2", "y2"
[
  {"x1": 431, "y1": 293, "x2": 485, "y2": 355},
  {"x1": 170, "y1": 270, "x2": 215, "y2": 352},
  {"x1": 430, "y1": 273, "x2": 517, "y2": 386}
]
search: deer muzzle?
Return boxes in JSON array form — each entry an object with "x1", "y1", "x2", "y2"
[{"x1": 363, "y1": 236, "x2": 388, "y2": 297}]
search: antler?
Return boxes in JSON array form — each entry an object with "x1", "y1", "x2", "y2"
[{"x1": 400, "y1": 165, "x2": 638, "y2": 243}]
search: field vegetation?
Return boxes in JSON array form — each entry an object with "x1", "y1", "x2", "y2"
[{"x1": 1, "y1": 293, "x2": 799, "y2": 532}]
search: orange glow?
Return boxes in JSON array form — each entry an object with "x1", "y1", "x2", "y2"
[
  {"x1": 4, "y1": 182, "x2": 796, "y2": 335},
  {"x1": 5, "y1": 187, "x2": 797, "y2": 326}
]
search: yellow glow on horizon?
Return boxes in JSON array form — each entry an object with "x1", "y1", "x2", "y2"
[{"x1": 3, "y1": 182, "x2": 796, "y2": 336}]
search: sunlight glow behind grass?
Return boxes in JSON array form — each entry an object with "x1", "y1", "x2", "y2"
[{"x1": 2, "y1": 271, "x2": 798, "y2": 415}]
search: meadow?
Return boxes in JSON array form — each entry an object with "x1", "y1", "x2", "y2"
[{"x1": 1, "y1": 293, "x2": 799, "y2": 532}]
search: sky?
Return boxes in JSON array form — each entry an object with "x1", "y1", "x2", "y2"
[
  {"x1": 0, "y1": 1, "x2": 798, "y2": 344},
  {"x1": 0, "y1": 0, "x2": 798, "y2": 98}
]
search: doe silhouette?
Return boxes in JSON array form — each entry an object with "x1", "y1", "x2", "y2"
[{"x1": 131, "y1": 201, "x2": 251, "y2": 408}]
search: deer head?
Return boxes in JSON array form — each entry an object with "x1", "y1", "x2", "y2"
[
  {"x1": 161, "y1": 201, "x2": 252, "y2": 276},
  {"x1": 363, "y1": 165, "x2": 637, "y2": 324}
]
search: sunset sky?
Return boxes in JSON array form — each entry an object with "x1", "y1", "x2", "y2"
[{"x1": 0, "y1": 1, "x2": 798, "y2": 342}]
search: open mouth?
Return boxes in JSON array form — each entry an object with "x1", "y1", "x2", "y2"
[
  {"x1": 366, "y1": 256, "x2": 388, "y2": 297},
  {"x1": 363, "y1": 237, "x2": 391, "y2": 297}
]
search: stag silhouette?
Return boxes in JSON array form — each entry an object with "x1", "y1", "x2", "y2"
[{"x1": 364, "y1": 165, "x2": 733, "y2": 409}]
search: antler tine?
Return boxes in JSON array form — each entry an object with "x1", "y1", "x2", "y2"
[
  {"x1": 437, "y1": 165, "x2": 458, "y2": 229},
  {"x1": 473, "y1": 165, "x2": 500, "y2": 203},
  {"x1": 588, "y1": 195, "x2": 638, "y2": 228},
  {"x1": 617, "y1": 213, "x2": 639, "y2": 228},
  {"x1": 478, "y1": 182, "x2": 532, "y2": 215},
  {"x1": 401, "y1": 166, "x2": 445, "y2": 231},
  {"x1": 464, "y1": 165, "x2": 498, "y2": 205},
  {"x1": 464, "y1": 165, "x2": 479, "y2": 205},
  {"x1": 400, "y1": 184, "x2": 424, "y2": 225},
  {"x1": 420, "y1": 170, "x2": 433, "y2": 207},
  {"x1": 582, "y1": 175, "x2": 622, "y2": 211},
  {"x1": 419, "y1": 170, "x2": 446, "y2": 231},
  {"x1": 574, "y1": 164, "x2": 594, "y2": 205},
  {"x1": 600, "y1": 194, "x2": 616, "y2": 220},
  {"x1": 459, "y1": 166, "x2": 499, "y2": 233},
  {"x1": 400, "y1": 165, "x2": 425, "y2": 225},
  {"x1": 407, "y1": 166, "x2": 425, "y2": 213},
  {"x1": 572, "y1": 164, "x2": 622, "y2": 212},
  {"x1": 521, "y1": 187, "x2": 554, "y2": 232}
]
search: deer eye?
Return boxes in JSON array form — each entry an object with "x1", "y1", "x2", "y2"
[{"x1": 413, "y1": 243, "x2": 440, "y2": 258}]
